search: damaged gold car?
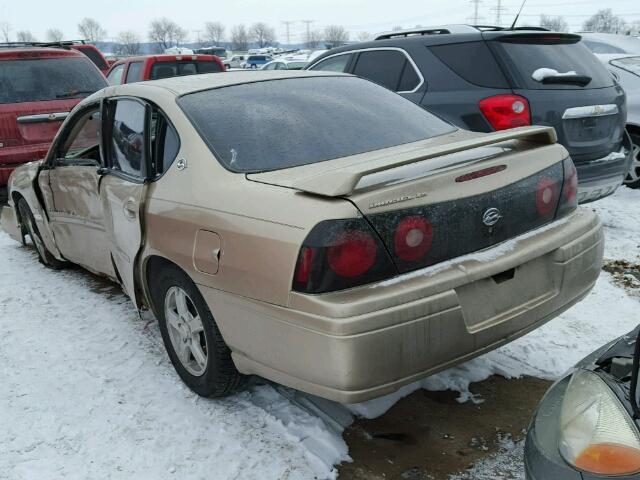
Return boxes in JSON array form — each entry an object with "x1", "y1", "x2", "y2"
[{"x1": 1, "y1": 71, "x2": 604, "y2": 403}]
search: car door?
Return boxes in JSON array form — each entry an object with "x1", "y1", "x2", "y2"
[
  {"x1": 45, "y1": 104, "x2": 115, "y2": 276},
  {"x1": 100, "y1": 97, "x2": 150, "y2": 301}
]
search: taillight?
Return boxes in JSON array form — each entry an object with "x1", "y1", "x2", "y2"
[
  {"x1": 479, "y1": 94, "x2": 531, "y2": 131},
  {"x1": 557, "y1": 157, "x2": 579, "y2": 217},
  {"x1": 292, "y1": 218, "x2": 396, "y2": 294},
  {"x1": 394, "y1": 216, "x2": 433, "y2": 261},
  {"x1": 535, "y1": 177, "x2": 560, "y2": 217}
]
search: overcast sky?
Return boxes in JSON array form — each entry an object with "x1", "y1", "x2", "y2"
[{"x1": 1, "y1": 0, "x2": 639, "y2": 43}]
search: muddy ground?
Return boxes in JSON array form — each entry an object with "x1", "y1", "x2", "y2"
[{"x1": 339, "y1": 376, "x2": 552, "y2": 480}]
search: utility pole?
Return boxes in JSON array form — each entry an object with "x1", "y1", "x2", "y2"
[
  {"x1": 281, "y1": 20, "x2": 294, "y2": 46},
  {"x1": 301, "y1": 19, "x2": 314, "y2": 44},
  {"x1": 193, "y1": 29, "x2": 202, "y2": 47},
  {"x1": 470, "y1": 0, "x2": 482, "y2": 24},
  {"x1": 490, "y1": 0, "x2": 507, "y2": 26}
]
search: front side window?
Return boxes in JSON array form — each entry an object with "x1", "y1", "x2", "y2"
[
  {"x1": 57, "y1": 108, "x2": 102, "y2": 165},
  {"x1": 109, "y1": 99, "x2": 147, "y2": 177},
  {"x1": 108, "y1": 64, "x2": 125, "y2": 85},
  {"x1": 125, "y1": 62, "x2": 144, "y2": 83},
  {"x1": 178, "y1": 76, "x2": 455, "y2": 173},
  {"x1": 309, "y1": 54, "x2": 352, "y2": 73}
]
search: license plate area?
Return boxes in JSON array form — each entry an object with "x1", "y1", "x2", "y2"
[{"x1": 456, "y1": 254, "x2": 557, "y2": 333}]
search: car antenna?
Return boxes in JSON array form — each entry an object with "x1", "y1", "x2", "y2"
[
  {"x1": 509, "y1": 0, "x2": 527, "y2": 30},
  {"x1": 631, "y1": 329, "x2": 640, "y2": 419}
]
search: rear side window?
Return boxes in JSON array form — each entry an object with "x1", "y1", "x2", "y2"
[
  {"x1": 108, "y1": 64, "x2": 125, "y2": 85},
  {"x1": 125, "y1": 62, "x2": 144, "y2": 83},
  {"x1": 178, "y1": 76, "x2": 454, "y2": 173},
  {"x1": 430, "y1": 41, "x2": 509, "y2": 88},
  {"x1": 583, "y1": 40, "x2": 626, "y2": 54},
  {"x1": 310, "y1": 54, "x2": 352, "y2": 73},
  {"x1": 0, "y1": 57, "x2": 107, "y2": 104},
  {"x1": 197, "y1": 60, "x2": 222, "y2": 73},
  {"x1": 151, "y1": 112, "x2": 180, "y2": 175},
  {"x1": 150, "y1": 61, "x2": 221, "y2": 79},
  {"x1": 491, "y1": 36, "x2": 614, "y2": 89},
  {"x1": 611, "y1": 57, "x2": 640, "y2": 76},
  {"x1": 76, "y1": 47, "x2": 108, "y2": 70},
  {"x1": 352, "y1": 50, "x2": 421, "y2": 92}
]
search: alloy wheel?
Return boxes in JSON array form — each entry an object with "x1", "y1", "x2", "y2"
[
  {"x1": 624, "y1": 141, "x2": 640, "y2": 185},
  {"x1": 164, "y1": 286, "x2": 208, "y2": 376}
]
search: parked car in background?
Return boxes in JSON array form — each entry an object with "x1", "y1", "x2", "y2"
[
  {"x1": 594, "y1": 54, "x2": 640, "y2": 188},
  {"x1": 307, "y1": 25, "x2": 633, "y2": 203},
  {"x1": 261, "y1": 58, "x2": 308, "y2": 70},
  {"x1": 106, "y1": 54, "x2": 225, "y2": 85},
  {"x1": 1, "y1": 71, "x2": 603, "y2": 403},
  {"x1": 223, "y1": 54, "x2": 247, "y2": 69},
  {"x1": 242, "y1": 54, "x2": 272, "y2": 69},
  {"x1": 0, "y1": 45, "x2": 107, "y2": 203},
  {"x1": 525, "y1": 325, "x2": 640, "y2": 479},
  {"x1": 70, "y1": 42, "x2": 110, "y2": 75},
  {"x1": 581, "y1": 32, "x2": 640, "y2": 55},
  {"x1": 195, "y1": 46, "x2": 227, "y2": 59}
]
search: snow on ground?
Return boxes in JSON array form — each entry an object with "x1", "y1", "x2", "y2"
[{"x1": 1, "y1": 187, "x2": 639, "y2": 479}]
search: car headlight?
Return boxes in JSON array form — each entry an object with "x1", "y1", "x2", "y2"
[{"x1": 559, "y1": 369, "x2": 640, "y2": 475}]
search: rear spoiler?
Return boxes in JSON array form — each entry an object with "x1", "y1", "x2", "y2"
[{"x1": 283, "y1": 126, "x2": 557, "y2": 197}]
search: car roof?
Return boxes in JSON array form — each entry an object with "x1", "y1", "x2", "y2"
[
  {"x1": 105, "y1": 70, "x2": 346, "y2": 97},
  {"x1": 0, "y1": 46, "x2": 85, "y2": 60}
]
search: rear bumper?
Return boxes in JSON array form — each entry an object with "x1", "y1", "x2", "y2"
[
  {"x1": 576, "y1": 135, "x2": 633, "y2": 204},
  {"x1": 200, "y1": 208, "x2": 603, "y2": 403}
]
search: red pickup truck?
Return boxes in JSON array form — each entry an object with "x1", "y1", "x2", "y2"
[{"x1": 106, "y1": 54, "x2": 226, "y2": 84}]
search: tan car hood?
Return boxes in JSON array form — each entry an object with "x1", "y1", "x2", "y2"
[{"x1": 246, "y1": 126, "x2": 557, "y2": 197}]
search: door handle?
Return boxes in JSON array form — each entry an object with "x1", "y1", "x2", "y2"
[{"x1": 123, "y1": 200, "x2": 137, "y2": 219}]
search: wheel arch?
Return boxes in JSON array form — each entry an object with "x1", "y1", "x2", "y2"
[{"x1": 139, "y1": 254, "x2": 189, "y2": 316}]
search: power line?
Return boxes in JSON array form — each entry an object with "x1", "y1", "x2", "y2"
[
  {"x1": 301, "y1": 19, "x2": 314, "y2": 44},
  {"x1": 281, "y1": 20, "x2": 294, "y2": 46},
  {"x1": 491, "y1": 0, "x2": 508, "y2": 26},
  {"x1": 470, "y1": 0, "x2": 483, "y2": 24}
]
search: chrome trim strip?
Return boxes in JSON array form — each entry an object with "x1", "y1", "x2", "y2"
[
  {"x1": 562, "y1": 104, "x2": 618, "y2": 120},
  {"x1": 16, "y1": 112, "x2": 69, "y2": 124},
  {"x1": 307, "y1": 47, "x2": 425, "y2": 94}
]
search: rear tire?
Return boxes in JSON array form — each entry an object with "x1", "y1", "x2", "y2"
[
  {"x1": 150, "y1": 264, "x2": 243, "y2": 397},
  {"x1": 624, "y1": 132, "x2": 640, "y2": 189},
  {"x1": 17, "y1": 198, "x2": 65, "y2": 269}
]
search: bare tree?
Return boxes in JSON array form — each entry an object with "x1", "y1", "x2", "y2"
[
  {"x1": 16, "y1": 31, "x2": 37, "y2": 42},
  {"x1": 539, "y1": 14, "x2": 568, "y2": 32},
  {"x1": 357, "y1": 31, "x2": 372, "y2": 42},
  {"x1": 583, "y1": 9, "x2": 626, "y2": 34},
  {"x1": 324, "y1": 25, "x2": 349, "y2": 47},
  {"x1": 116, "y1": 30, "x2": 141, "y2": 55},
  {"x1": 46, "y1": 28, "x2": 65, "y2": 42},
  {"x1": 78, "y1": 18, "x2": 106, "y2": 42},
  {"x1": 0, "y1": 22, "x2": 11, "y2": 42},
  {"x1": 148, "y1": 18, "x2": 187, "y2": 51},
  {"x1": 629, "y1": 20, "x2": 640, "y2": 35},
  {"x1": 231, "y1": 24, "x2": 249, "y2": 51},
  {"x1": 305, "y1": 29, "x2": 322, "y2": 48},
  {"x1": 204, "y1": 21, "x2": 225, "y2": 45},
  {"x1": 250, "y1": 22, "x2": 276, "y2": 48}
]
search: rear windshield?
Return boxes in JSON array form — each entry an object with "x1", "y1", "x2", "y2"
[
  {"x1": 491, "y1": 36, "x2": 614, "y2": 89},
  {"x1": 150, "y1": 60, "x2": 222, "y2": 80},
  {"x1": 178, "y1": 76, "x2": 455, "y2": 173},
  {"x1": 0, "y1": 57, "x2": 107, "y2": 104}
]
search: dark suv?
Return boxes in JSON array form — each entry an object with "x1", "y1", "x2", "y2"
[{"x1": 307, "y1": 25, "x2": 633, "y2": 203}]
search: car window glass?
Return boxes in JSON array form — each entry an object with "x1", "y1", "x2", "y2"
[
  {"x1": 310, "y1": 54, "x2": 352, "y2": 72},
  {"x1": 108, "y1": 64, "x2": 125, "y2": 85},
  {"x1": 397, "y1": 60, "x2": 421, "y2": 91},
  {"x1": 110, "y1": 99, "x2": 146, "y2": 177},
  {"x1": 76, "y1": 47, "x2": 108, "y2": 70},
  {"x1": 125, "y1": 62, "x2": 144, "y2": 83},
  {"x1": 156, "y1": 118, "x2": 180, "y2": 175},
  {"x1": 197, "y1": 61, "x2": 221, "y2": 73},
  {"x1": 352, "y1": 50, "x2": 408, "y2": 91},
  {"x1": 178, "y1": 76, "x2": 455, "y2": 173},
  {"x1": 276, "y1": 63, "x2": 287, "y2": 70},
  {"x1": 582, "y1": 40, "x2": 626, "y2": 54},
  {"x1": 0, "y1": 58, "x2": 107, "y2": 104},
  {"x1": 263, "y1": 63, "x2": 276, "y2": 70},
  {"x1": 59, "y1": 109, "x2": 102, "y2": 165}
]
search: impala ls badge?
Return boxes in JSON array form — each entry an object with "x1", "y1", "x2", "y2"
[{"x1": 482, "y1": 207, "x2": 502, "y2": 227}]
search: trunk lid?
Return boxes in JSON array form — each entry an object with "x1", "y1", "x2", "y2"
[{"x1": 249, "y1": 126, "x2": 569, "y2": 273}]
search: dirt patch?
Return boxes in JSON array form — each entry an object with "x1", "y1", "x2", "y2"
[
  {"x1": 603, "y1": 259, "x2": 640, "y2": 291},
  {"x1": 338, "y1": 376, "x2": 551, "y2": 480}
]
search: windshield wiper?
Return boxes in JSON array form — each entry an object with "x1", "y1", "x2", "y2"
[
  {"x1": 541, "y1": 75, "x2": 592, "y2": 87},
  {"x1": 55, "y1": 90, "x2": 95, "y2": 99}
]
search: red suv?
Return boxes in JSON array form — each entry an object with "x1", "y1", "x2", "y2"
[
  {"x1": 0, "y1": 47, "x2": 108, "y2": 200},
  {"x1": 106, "y1": 54, "x2": 225, "y2": 84}
]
